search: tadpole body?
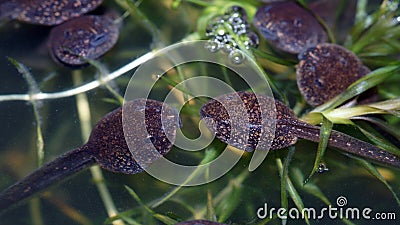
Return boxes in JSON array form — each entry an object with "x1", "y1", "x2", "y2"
[
  {"x1": 253, "y1": 1, "x2": 328, "y2": 54},
  {"x1": 297, "y1": 43, "x2": 371, "y2": 106},
  {"x1": 48, "y1": 13, "x2": 119, "y2": 67},
  {"x1": 0, "y1": 99, "x2": 180, "y2": 211},
  {"x1": 200, "y1": 92, "x2": 400, "y2": 169}
]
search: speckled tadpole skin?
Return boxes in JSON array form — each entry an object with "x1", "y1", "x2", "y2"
[
  {"x1": 48, "y1": 14, "x2": 119, "y2": 67},
  {"x1": 0, "y1": 99, "x2": 180, "y2": 211},
  {"x1": 200, "y1": 92, "x2": 400, "y2": 169},
  {"x1": 175, "y1": 220, "x2": 228, "y2": 225},
  {"x1": 0, "y1": 0, "x2": 103, "y2": 25},
  {"x1": 297, "y1": 43, "x2": 371, "y2": 106},
  {"x1": 253, "y1": 1, "x2": 328, "y2": 54}
]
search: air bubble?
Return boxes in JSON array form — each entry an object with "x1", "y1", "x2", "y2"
[
  {"x1": 225, "y1": 6, "x2": 247, "y2": 20},
  {"x1": 229, "y1": 50, "x2": 245, "y2": 64},
  {"x1": 151, "y1": 74, "x2": 161, "y2": 80},
  {"x1": 317, "y1": 163, "x2": 329, "y2": 173},
  {"x1": 205, "y1": 40, "x2": 220, "y2": 53}
]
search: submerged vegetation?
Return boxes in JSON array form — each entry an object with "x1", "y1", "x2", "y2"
[{"x1": 0, "y1": 0, "x2": 399, "y2": 225}]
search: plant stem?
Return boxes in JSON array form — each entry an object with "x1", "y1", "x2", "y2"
[{"x1": 72, "y1": 71, "x2": 126, "y2": 225}]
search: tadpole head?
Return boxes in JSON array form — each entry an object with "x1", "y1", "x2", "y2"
[
  {"x1": 87, "y1": 99, "x2": 180, "y2": 174},
  {"x1": 200, "y1": 91, "x2": 298, "y2": 151},
  {"x1": 297, "y1": 43, "x2": 370, "y2": 106}
]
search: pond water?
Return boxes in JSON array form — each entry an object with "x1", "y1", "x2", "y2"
[{"x1": 0, "y1": 0, "x2": 399, "y2": 225}]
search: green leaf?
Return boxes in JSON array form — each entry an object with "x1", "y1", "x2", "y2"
[
  {"x1": 357, "y1": 126, "x2": 400, "y2": 158},
  {"x1": 150, "y1": 146, "x2": 220, "y2": 208},
  {"x1": 314, "y1": 65, "x2": 400, "y2": 112},
  {"x1": 125, "y1": 186, "x2": 178, "y2": 225},
  {"x1": 352, "y1": 157, "x2": 400, "y2": 205},
  {"x1": 253, "y1": 48, "x2": 297, "y2": 66},
  {"x1": 276, "y1": 155, "x2": 310, "y2": 225},
  {"x1": 306, "y1": 116, "x2": 333, "y2": 181},
  {"x1": 291, "y1": 168, "x2": 357, "y2": 225},
  {"x1": 354, "y1": 117, "x2": 400, "y2": 141},
  {"x1": 279, "y1": 147, "x2": 296, "y2": 225},
  {"x1": 215, "y1": 183, "x2": 243, "y2": 222},
  {"x1": 291, "y1": 168, "x2": 330, "y2": 205}
]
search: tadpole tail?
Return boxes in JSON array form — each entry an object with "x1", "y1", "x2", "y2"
[
  {"x1": 0, "y1": 145, "x2": 95, "y2": 212},
  {"x1": 284, "y1": 119, "x2": 400, "y2": 169}
]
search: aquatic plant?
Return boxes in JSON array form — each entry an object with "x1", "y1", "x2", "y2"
[{"x1": 0, "y1": 0, "x2": 399, "y2": 225}]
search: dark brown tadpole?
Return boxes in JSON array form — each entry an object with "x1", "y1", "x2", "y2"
[
  {"x1": 0, "y1": 99, "x2": 180, "y2": 211},
  {"x1": 48, "y1": 13, "x2": 119, "y2": 67},
  {"x1": 297, "y1": 43, "x2": 371, "y2": 106},
  {"x1": 175, "y1": 220, "x2": 227, "y2": 225},
  {"x1": 253, "y1": 1, "x2": 328, "y2": 54},
  {"x1": 0, "y1": 0, "x2": 103, "y2": 25},
  {"x1": 200, "y1": 91, "x2": 400, "y2": 169}
]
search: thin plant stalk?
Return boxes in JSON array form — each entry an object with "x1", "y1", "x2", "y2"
[
  {"x1": 72, "y1": 71, "x2": 125, "y2": 225},
  {"x1": 8, "y1": 58, "x2": 45, "y2": 225}
]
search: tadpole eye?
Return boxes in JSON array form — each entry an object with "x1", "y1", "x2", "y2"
[
  {"x1": 90, "y1": 33, "x2": 109, "y2": 47},
  {"x1": 63, "y1": 29, "x2": 72, "y2": 38}
]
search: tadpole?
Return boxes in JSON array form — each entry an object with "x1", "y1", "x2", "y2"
[
  {"x1": 297, "y1": 43, "x2": 371, "y2": 106},
  {"x1": 0, "y1": 99, "x2": 180, "y2": 211},
  {"x1": 200, "y1": 92, "x2": 400, "y2": 169},
  {"x1": 253, "y1": 1, "x2": 328, "y2": 54},
  {"x1": 48, "y1": 13, "x2": 120, "y2": 67}
]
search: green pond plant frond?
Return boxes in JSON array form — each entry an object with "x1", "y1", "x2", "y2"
[
  {"x1": 276, "y1": 154, "x2": 310, "y2": 225},
  {"x1": 125, "y1": 186, "x2": 177, "y2": 225},
  {"x1": 290, "y1": 168, "x2": 357, "y2": 225},
  {"x1": 84, "y1": 58, "x2": 125, "y2": 104},
  {"x1": 150, "y1": 146, "x2": 221, "y2": 209},
  {"x1": 353, "y1": 116, "x2": 400, "y2": 141},
  {"x1": 306, "y1": 116, "x2": 333, "y2": 182},
  {"x1": 8, "y1": 58, "x2": 46, "y2": 224},
  {"x1": 300, "y1": 96, "x2": 400, "y2": 159},
  {"x1": 345, "y1": 154, "x2": 400, "y2": 206},
  {"x1": 195, "y1": 168, "x2": 249, "y2": 220},
  {"x1": 7, "y1": 58, "x2": 45, "y2": 167},
  {"x1": 321, "y1": 98, "x2": 400, "y2": 124},
  {"x1": 279, "y1": 147, "x2": 294, "y2": 225},
  {"x1": 116, "y1": 0, "x2": 166, "y2": 48},
  {"x1": 73, "y1": 71, "x2": 126, "y2": 225},
  {"x1": 347, "y1": 0, "x2": 400, "y2": 54},
  {"x1": 302, "y1": 64, "x2": 400, "y2": 124}
]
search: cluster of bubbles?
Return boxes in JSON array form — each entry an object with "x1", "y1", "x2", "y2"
[{"x1": 204, "y1": 6, "x2": 259, "y2": 64}]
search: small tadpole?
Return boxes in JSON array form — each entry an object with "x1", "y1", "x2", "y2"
[
  {"x1": 253, "y1": 1, "x2": 328, "y2": 54},
  {"x1": 296, "y1": 43, "x2": 371, "y2": 106},
  {"x1": 48, "y1": 14, "x2": 119, "y2": 67}
]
